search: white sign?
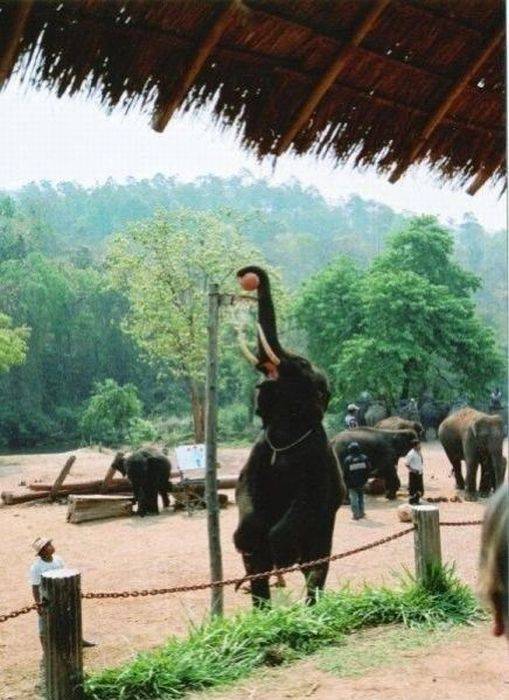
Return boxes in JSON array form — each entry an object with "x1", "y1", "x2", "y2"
[{"x1": 175, "y1": 444, "x2": 206, "y2": 473}]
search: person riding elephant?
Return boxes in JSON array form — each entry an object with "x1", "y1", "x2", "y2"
[
  {"x1": 234, "y1": 265, "x2": 345, "y2": 607},
  {"x1": 331, "y1": 427, "x2": 418, "y2": 500},
  {"x1": 376, "y1": 416, "x2": 425, "y2": 440},
  {"x1": 419, "y1": 398, "x2": 450, "y2": 440},
  {"x1": 111, "y1": 447, "x2": 172, "y2": 516},
  {"x1": 397, "y1": 398, "x2": 420, "y2": 423},
  {"x1": 438, "y1": 407, "x2": 506, "y2": 500}
]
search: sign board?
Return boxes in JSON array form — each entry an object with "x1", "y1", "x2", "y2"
[{"x1": 175, "y1": 444, "x2": 206, "y2": 474}]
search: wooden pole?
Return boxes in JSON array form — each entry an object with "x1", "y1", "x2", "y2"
[
  {"x1": 50, "y1": 455, "x2": 76, "y2": 501},
  {"x1": 412, "y1": 505, "x2": 442, "y2": 586},
  {"x1": 205, "y1": 283, "x2": 224, "y2": 616},
  {"x1": 41, "y1": 569, "x2": 83, "y2": 700}
]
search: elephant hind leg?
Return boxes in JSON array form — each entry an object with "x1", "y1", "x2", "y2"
[{"x1": 160, "y1": 488, "x2": 170, "y2": 508}]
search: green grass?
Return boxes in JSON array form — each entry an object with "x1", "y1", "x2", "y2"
[{"x1": 84, "y1": 567, "x2": 485, "y2": 700}]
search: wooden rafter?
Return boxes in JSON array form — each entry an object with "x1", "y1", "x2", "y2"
[
  {"x1": 275, "y1": 0, "x2": 391, "y2": 156},
  {"x1": 389, "y1": 27, "x2": 505, "y2": 184},
  {"x1": 467, "y1": 155, "x2": 506, "y2": 195},
  {"x1": 152, "y1": 1, "x2": 239, "y2": 133},
  {"x1": 0, "y1": 0, "x2": 33, "y2": 82}
]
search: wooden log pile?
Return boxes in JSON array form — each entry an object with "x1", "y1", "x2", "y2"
[{"x1": 67, "y1": 495, "x2": 133, "y2": 523}]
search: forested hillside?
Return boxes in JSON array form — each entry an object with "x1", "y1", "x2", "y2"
[{"x1": 0, "y1": 175, "x2": 506, "y2": 448}]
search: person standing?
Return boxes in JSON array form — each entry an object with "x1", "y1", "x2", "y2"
[
  {"x1": 341, "y1": 441, "x2": 370, "y2": 520},
  {"x1": 344, "y1": 404, "x2": 359, "y2": 429},
  {"x1": 404, "y1": 438, "x2": 424, "y2": 504}
]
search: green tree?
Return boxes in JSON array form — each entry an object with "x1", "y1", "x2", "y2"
[
  {"x1": 80, "y1": 379, "x2": 143, "y2": 445},
  {"x1": 0, "y1": 313, "x2": 29, "y2": 373},
  {"x1": 107, "y1": 209, "x2": 267, "y2": 441},
  {"x1": 295, "y1": 216, "x2": 503, "y2": 408}
]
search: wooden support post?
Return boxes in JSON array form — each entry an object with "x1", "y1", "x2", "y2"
[
  {"x1": 41, "y1": 569, "x2": 83, "y2": 700},
  {"x1": 50, "y1": 455, "x2": 76, "y2": 501},
  {"x1": 0, "y1": 0, "x2": 33, "y2": 83},
  {"x1": 389, "y1": 28, "x2": 505, "y2": 184},
  {"x1": 412, "y1": 505, "x2": 442, "y2": 586},
  {"x1": 152, "y1": 2, "x2": 238, "y2": 132},
  {"x1": 275, "y1": 0, "x2": 390, "y2": 155},
  {"x1": 205, "y1": 282, "x2": 224, "y2": 616},
  {"x1": 100, "y1": 464, "x2": 118, "y2": 493}
]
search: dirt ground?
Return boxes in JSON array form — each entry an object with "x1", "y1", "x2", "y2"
[{"x1": 0, "y1": 441, "x2": 505, "y2": 699}]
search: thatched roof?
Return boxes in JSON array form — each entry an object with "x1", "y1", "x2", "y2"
[{"x1": 0, "y1": 1, "x2": 505, "y2": 194}]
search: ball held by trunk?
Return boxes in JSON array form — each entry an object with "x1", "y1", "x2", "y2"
[{"x1": 238, "y1": 272, "x2": 260, "y2": 291}]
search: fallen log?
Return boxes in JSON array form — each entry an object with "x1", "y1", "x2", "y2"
[
  {"x1": 29, "y1": 478, "x2": 131, "y2": 493},
  {"x1": 29, "y1": 475, "x2": 238, "y2": 493},
  {"x1": 2, "y1": 490, "x2": 51, "y2": 505},
  {"x1": 67, "y1": 494, "x2": 133, "y2": 523}
]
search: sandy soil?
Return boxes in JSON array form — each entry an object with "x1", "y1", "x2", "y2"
[
  {"x1": 198, "y1": 624, "x2": 508, "y2": 700},
  {"x1": 0, "y1": 441, "x2": 503, "y2": 699}
]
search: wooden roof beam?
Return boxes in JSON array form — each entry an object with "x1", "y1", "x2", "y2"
[
  {"x1": 467, "y1": 155, "x2": 505, "y2": 196},
  {"x1": 152, "y1": 1, "x2": 240, "y2": 133},
  {"x1": 0, "y1": 0, "x2": 33, "y2": 83},
  {"x1": 275, "y1": 0, "x2": 390, "y2": 156},
  {"x1": 389, "y1": 27, "x2": 504, "y2": 184}
]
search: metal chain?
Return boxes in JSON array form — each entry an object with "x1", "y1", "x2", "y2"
[
  {"x1": 0, "y1": 520, "x2": 482, "y2": 623},
  {"x1": 0, "y1": 604, "x2": 37, "y2": 624}
]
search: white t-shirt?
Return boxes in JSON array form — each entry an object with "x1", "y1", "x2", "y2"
[
  {"x1": 405, "y1": 449, "x2": 423, "y2": 474},
  {"x1": 29, "y1": 555, "x2": 65, "y2": 587}
]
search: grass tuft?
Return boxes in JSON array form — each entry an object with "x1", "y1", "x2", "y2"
[{"x1": 84, "y1": 566, "x2": 484, "y2": 700}]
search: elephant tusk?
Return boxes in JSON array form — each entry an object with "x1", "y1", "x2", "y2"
[
  {"x1": 237, "y1": 325, "x2": 258, "y2": 366},
  {"x1": 257, "y1": 323, "x2": 281, "y2": 366}
]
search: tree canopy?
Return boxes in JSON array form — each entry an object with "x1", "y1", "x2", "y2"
[
  {"x1": 107, "y1": 208, "x2": 268, "y2": 441},
  {"x1": 295, "y1": 216, "x2": 503, "y2": 408}
]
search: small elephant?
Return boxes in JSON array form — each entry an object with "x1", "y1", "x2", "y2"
[
  {"x1": 438, "y1": 407, "x2": 506, "y2": 500},
  {"x1": 111, "y1": 447, "x2": 172, "y2": 516},
  {"x1": 332, "y1": 427, "x2": 418, "y2": 500}
]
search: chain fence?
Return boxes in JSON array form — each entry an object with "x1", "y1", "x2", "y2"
[{"x1": 0, "y1": 519, "x2": 483, "y2": 625}]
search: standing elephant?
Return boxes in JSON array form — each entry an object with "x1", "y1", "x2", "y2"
[
  {"x1": 364, "y1": 401, "x2": 388, "y2": 426},
  {"x1": 111, "y1": 447, "x2": 172, "y2": 516},
  {"x1": 376, "y1": 416, "x2": 425, "y2": 439},
  {"x1": 234, "y1": 266, "x2": 345, "y2": 607},
  {"x1": 438, "y1": 407, "x2": 506, "y2": 500},
  {"x1": 331, "y1": 427, "x2": 418, "y2": 500}
]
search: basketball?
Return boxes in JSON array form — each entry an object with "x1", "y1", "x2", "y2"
[{"x1": 238, "y1": 272, "x2": 260, "y2": 291}]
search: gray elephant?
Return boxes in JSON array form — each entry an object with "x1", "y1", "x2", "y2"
[
  {"x1": 331, "y1": 427, "x2": 418, "y2": 500},
  {"x1": 376, "y1": 416, "x2": 424, "y2": 439},
  {"x1": 438, "y1": 407, "x2": 506, "y2": 500},
  {"x1": 364, "y1": 401, "x2": 388, "y2": 426}
]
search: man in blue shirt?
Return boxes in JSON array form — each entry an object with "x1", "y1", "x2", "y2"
[{"x1": 341, "y1": 442, "x2": 371, "y2": 520}]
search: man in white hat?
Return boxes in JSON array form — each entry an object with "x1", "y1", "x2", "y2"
[
  {"x1": 345, "y1": 403, "x2": 360, "y2": 429},
  {"x1": 29, "y1": 537, "x2": 95, "y2": 650}
]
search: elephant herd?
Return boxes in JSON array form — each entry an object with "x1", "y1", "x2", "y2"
[{"x1": 110, "y1": 266, "x2": 505, "y2": 610}]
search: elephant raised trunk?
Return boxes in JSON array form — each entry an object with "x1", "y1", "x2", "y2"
[{"x1": 237, "y1": 265, "x2": 285, "y2": 368}]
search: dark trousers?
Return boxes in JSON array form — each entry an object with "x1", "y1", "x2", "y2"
[
  {"x1": 408, "y1": 471, "x2": 424, "y2": 504},
  {"x1": 349, "y1": 487, "x2": 365, "y2": 518}
]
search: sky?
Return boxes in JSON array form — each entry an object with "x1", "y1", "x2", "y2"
[{"x1": 0, "y1": 81, "x2": 506, "y2": 232}]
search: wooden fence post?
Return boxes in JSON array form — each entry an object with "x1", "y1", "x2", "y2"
[
  {"x1": 412, "y1": 505, "x2": 442, "y2": 586},
  {"x1": 205, "y1": 283, "x2": 224, "y2": 617},
  {"x1": 41, "y1": 569, "x2": 83, "y2": 700}
]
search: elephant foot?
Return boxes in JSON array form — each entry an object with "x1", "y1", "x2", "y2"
[
  {"x1": 479, "y1": 491, "x2": 491, "y2": 499},
  {"x1": 385, "y1": 493, "x2": 397, "y2": 501},
  {"x1": 464, "y1": 491, "x2": 478, "y2": 502}
]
